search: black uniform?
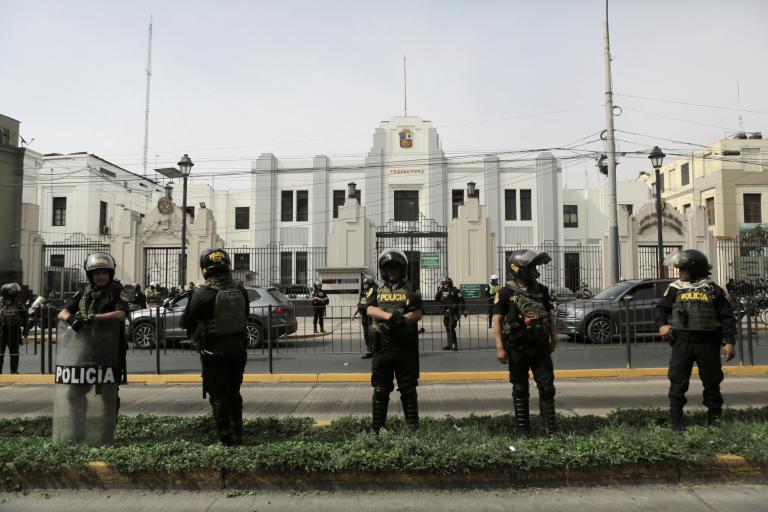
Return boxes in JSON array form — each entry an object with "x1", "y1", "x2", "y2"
[
  {"x1": 312, "y1": 289, "x2": 329, "y2": 333},
  {"x1": 435, "y1": 286, "x2": 466, "y2": 350},
  {"x1": 484, "y1": 282, "x2": 501, "y2": 328},
  {"x1": 357, "y1": 285, "x2": 376, "y2": 356},
  {"x1": 368, "y1": 281, "x2": 424, "y2": 430},
  {"x1": 0, "y1": 298, "x2": 28, "y2": 374},
  {"x1": 494, "y1": 280, "x2": 556, "y2": 435},
  {"x1": 655, "y1": 279, "x2": 736, "y2": 424},
  {"x1": 181, "y1": 275, "x2": 249, "y2": 445}
]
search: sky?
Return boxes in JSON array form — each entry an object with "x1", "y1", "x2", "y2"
[{"x1": 2, "y1": 0, "x2": 767, "y2": 191}]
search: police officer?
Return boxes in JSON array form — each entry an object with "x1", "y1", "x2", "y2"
[
  {"x1": 492, "y1": 250, "x2": 557, "y2": 437},
  {"x1": 57, "y1": 253, "x2": 129, "y2": 405},
  {"x1": 435, "y1": 277, "x2": 466, "y2": 351},
  {"x1": 352, "y1": 274, "x2": 377, "y2": 359},
  {"x1": 656, "y1": 249, "x2": 736, "y2": 431},
  {"x1": 132, "y1": 284, "x2": 147, "y2": 309},
  {"x1": 367, "y1": 250, "x2": 424, "y2": 432},
  {"x1": 181, "y1": 248, "x2": 249, "y2": 446},
  {"x1": 484, "y1": 274, "x2": 501, "y2": 329},
  {"x1": 0, "y1": 283, "x2": 28, "y2": 374},
  {"x1": 146, "y1": 283, "x2": 159, "y2": 305},
  {"x1": 312, "y1": 280, "x2": 329, "y2": 334}
]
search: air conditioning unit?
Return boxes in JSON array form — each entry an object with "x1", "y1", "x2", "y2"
[{"x1": 100, "y1": 226, "x2": 111, "y2": 236}]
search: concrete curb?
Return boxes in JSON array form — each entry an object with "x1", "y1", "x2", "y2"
[
  {"x1": 3, "y1": 455, "x2": 766, "y2": 490},
  {"x1": 2, "y1": 365, "x2": 767, "y2": 385}
]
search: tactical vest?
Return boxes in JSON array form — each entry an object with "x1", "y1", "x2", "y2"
[
  {"x1": 487, "y1": 284, "x2": 501, "y2": 304},
  {"x1": 357, "y1": 288, "x2": 372, "y2": 316},
  {"x1": 501, "y1": 281, "x2": 550, "y2": 343},
  {"x1": 203, "y1": 280, "x2": 247, "y2": 339},
  {"x1": 669, "y1": 281, "x2": 721, "y2": 332},
  {"x1": 0, "y1": 302, "x2": 21, "y2": 327},
  {"x1": 313, "y1": 291, "x2": 328, "y2": 308},
  {"x1": 371, "y1": 282, "x2": 416, "y2": 339},
  {"x1": 78, "y1": 281, "x2": 123, "y2": 316},
  {"x1": 438, "y1": 288, "x2": 462, "y2": 314}
]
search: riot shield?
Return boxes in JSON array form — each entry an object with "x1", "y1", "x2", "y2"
[{"x1": 52, "y1": 320, "x2": 121, "y2": 446}]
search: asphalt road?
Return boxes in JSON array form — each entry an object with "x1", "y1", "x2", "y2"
[{"x1": 2, "y1": 484, "x2": 767, "y2": 511}]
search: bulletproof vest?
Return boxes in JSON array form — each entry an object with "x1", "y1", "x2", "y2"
[
  {"x1": 313, "y1": 291, "x2": 328, "y2": 306},
  {"x1": 438, "y1": 287, "x2": 462, "y2": 314},
  {"x1": 501, "y1": 281, "x2": 549, "y2": 343},
  {"x1": 78, "y1": 281, "x2": 122, "y2": 315},
  {"x1": 357, "y1": 288, "x2": 372, "y2": 316},
  {"x1": 371, "y1": 281, "x2": 416, "y2": 338},
  {"x1": 670, "y1": 281, "x2": 721, "y2": 332},
  {"x1": 203, "y1": 280, "x2": 247, "y2": 339},
  {"x1": 0, "y1": 301, "x2": 21, "y2": 326}
]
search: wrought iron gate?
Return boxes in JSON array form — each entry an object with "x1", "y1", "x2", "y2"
[
  {"x1": 374, "y1": 215, "x2": 448, "y2": 291},
  {"x1": 144, "y1": 247, "x2": 181, "y2": 289},
  {"x1": 41, "y1": 234, "x2": 110, "y2": 300},
  {"x1": 636, "y1": 244, "x2": 681, "y2": 279},
  {"x1": 498, "y1": 243, "x2": 603, "y2": 293}
]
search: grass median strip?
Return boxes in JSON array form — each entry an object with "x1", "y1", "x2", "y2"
[{"x1": 0, "y1": 408, "x2": 766, "y2": 478}]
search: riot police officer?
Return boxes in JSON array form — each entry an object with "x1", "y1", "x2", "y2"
[
  {"x1": 352, "y1": 274, "x2": 377, "y2": 359},
  {"x1": 492, "y1": 250, "x2": 557, "y2": 437},
  {"x1": 181, "y1": 248, "x2": 249, "y2": 446},
  {"x1": 312, "y1": 280, "x2": 329, "y2": 333},
  {"x1": 656, "y1": 249, "x2": 736, "y2": 431},
  {"x1": 484, "y1": 274, "x2": 501, "y2": 328},
  {"x1": 55, "y1": 252, "x2": 128, "y2": 444},
  {"x1": 436, "y1": 277, "x2": 466, "y2": 351},
  {"x1": 367, "y1": 250, "x2": 424, "y2": 432},
  {"x1": 0, "y1": 283, "x2": 28, "y2": 374}
]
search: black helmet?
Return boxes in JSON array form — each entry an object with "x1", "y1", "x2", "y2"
[
  {"x1": 440, "y1": 276, "x2": 453, "y2": 287},
  {"x1": 508, "y1": 250, "x2": 551, "y2": 283},
  {"x1": 664, "y1": 249, "x2": 711, "y2": 279},
  {"x1": 378, "y1": 249, "x2": 408, "y2": 284},
  {"x1": 0, "y1": 283, "x2": 21, "y2": 298},
  {"x1": 314, "y1": 279, "x2": 323, "y2": 290},
  {"x1": 84, "y1": 252, "x2": 116, "y2": 284},
  {"x1": 362, "y1": 274, "x2": 376, "y2": 287},
  {"x1": 199, "y1": 247, "x2": 231, "y2": 278}
]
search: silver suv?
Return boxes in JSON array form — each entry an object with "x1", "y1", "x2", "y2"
[{"x1": 129, "y1": 286, "x2": 297, "y2": 349}]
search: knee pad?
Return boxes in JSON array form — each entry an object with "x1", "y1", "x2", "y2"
[
  {"x1": 512, "y1": 382, "x2": 530, "y2": 400},
  {"x1": 373, "y1": 385, "x2": 391, "y2": 402},
  {"x1": 399, "y1": 386, "x2": 417, "y2": 400},
  {"x1": 538, "y1": 385, "x2": 556, "y2": 401}
]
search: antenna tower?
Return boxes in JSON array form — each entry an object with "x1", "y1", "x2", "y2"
[{"x1": 142, "y1": 16, "x2": 153, "y2": 176}]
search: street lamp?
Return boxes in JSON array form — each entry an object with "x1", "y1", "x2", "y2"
[
  {"x1": 177, "y1": 154, "x2": 194, "y2": 287},
  {"x1": 649, "y1": 146, "x2": 666, "y2": 278}
]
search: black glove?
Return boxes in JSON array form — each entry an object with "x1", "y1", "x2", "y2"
[
  {"x1": 388, "y1": 308, "x2": 406, "y2": 331},
  {"x1": 83, "y1": 314, "x2": 96, "y2": 324},
  {"x1": 67, "y1": 313, "x2": 85, "y2": 332}
]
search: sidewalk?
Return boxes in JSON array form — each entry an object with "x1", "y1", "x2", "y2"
[{"x1": 1, "y1": 375, "x2": 766, "y2": 421}]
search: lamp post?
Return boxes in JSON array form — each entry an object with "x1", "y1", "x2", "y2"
[
  {"x1": 177, "y1": 154, "x2": 194, "y2": 287},
  {"x1": 649, "y1": 146, "x2": 665, "y2": 278}
]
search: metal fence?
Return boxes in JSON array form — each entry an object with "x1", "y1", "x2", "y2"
[
  {"x1": 226, "y1": 245, "x2": 327, "y2": 288},
  {"x1": 716, "y1": 239, "x2": 768, "y2": 284},
  {"x1": 41, "y1": 234, "x2": 110, "y2": 301},
  {"x1": 497, "y1": 243, "x2": 603, "y2": 296}
]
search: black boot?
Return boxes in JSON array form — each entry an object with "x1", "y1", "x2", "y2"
[
  {"x1": 540, "y1": 398, "x2": 557, "y2": 437},
  {"x1": 400, "y1": 390, "x2": 419, "y2": 431},
  {"x1": 372, "y1": 388, "x2": 390, "y2": 433},
  {"x1": 513, "y1": 396, "x2": 531, "y2": 437},
  {"x1": 706, "y1": 407, "x2": 722, "y2": 427},
  {"x1": 670, "y1": 406, "x2": 685, "y2": 432},
  {"x1": 450, "y1": 342, "x2": 458, "y2": 351}
]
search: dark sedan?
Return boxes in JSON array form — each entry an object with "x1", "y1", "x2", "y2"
[{"x1": 556, "y1": 278, "x2": 674, "y2": 343}]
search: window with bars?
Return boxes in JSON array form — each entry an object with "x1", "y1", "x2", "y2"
[
  {"x1": 394, "y1": 190, "x2": 419, "y2": 221},
  {"x1": 281, "y1": 191, "x2": 293, "y2": 222},
  {"x1": 452, "y1": 189, "x2": 464, "y2": 219},
  {"x1": 235, "y1": 207, "x2": 249, "y2": 229},
  {"x1": 520, "y1": 189, "x2": 532, "y2": 221},
  {"x1": 504, "y1": 189, "x2": 517, "y2": 220},
  {"x1": 279, "y1": 251, "x2": 292, "y2": 284},
  {"x1": 52, "y1": 197, "x2": 67, "y2": 226},
  {"x1": 563, "y1": 205, "x2": 578, "y2": 228},
  {"x1": 99, "y1": 201, "x2": 108, "y2": 231},
  {"x1": 50, "y1": 254, "x2": 65, "y2": 267},
  {"x1": 705, "y1": 197, "x2": 716, "y2": 226},
  {"x1": 296, "y1": 252, "x2": 308, "y2": 284},
  {"x1": 296, "y1": 190, "x2": 308, "y2": 222},
  {"x1": 233, "y1": 253, "x2": 250, "y2": 271},
  {"x1": 744, "y1": 193, "x2": 762, "y2": 223}
]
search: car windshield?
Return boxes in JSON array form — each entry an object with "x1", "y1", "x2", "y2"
[
  {"x1": 246, "y1": 289, "x2": 261, "y2": 301},
  {"x1": 592, "y1": 282, "x2": 633, "y2": 300},
  {"x1": 268, "y1": 289, "x2": 289, "y2": 304}
]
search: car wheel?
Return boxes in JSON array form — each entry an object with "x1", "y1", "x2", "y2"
[
  {"x1": 586, "y1": 316, "x2": 614, "y2": 344},
  {"x1": 132, "y1": 323, "x2": 156, "y2": 349},
  {"x1": 760, "y1": 308, "x2": 768, "y2": 326},
  {"x1": 247, "y1": 322, "x2": 265, "y2": 349}
]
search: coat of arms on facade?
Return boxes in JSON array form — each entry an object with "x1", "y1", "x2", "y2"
[{"x1": 399, "y1": 128, "x2": 413, "y2": 148}]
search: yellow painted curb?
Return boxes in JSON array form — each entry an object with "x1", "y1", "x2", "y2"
[{"x1": 2, "y1": 366, "x2": 768, "y2": 385}]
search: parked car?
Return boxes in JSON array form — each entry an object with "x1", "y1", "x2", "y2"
[
  {"x1": 556, "y1": 278, "x2": 674, "y2": 343},
  {"x1": 129, "y1": 286, "x2": 298, "y2": 349}
]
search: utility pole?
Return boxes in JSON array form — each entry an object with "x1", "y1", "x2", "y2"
[
  {"x1": 403, "y1": 56, "x2": 407, "y2": 117},
  {"x1": 142, "y1": 16, "x2": 153, "y2": 177},
  {"x1": 603, "y1": 0, "x2": 620, "y2": 285}
]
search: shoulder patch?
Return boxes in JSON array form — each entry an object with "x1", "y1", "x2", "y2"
[
  {"x1": 493, "y1": 293, "x2": 500, "y2": 304},
  {"x1": 367, "y1": 287, "x2": 374, "y2": 297},
  {"x1": 119, "y1": 290, "x2": 130, "y2": 302}
]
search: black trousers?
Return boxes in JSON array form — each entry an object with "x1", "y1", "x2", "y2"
[
  {"x1": 668, "y1": 340, "x2": 724, "y2": 409},
  {"x1": 202, "y1": 349, "x2": 247, "y2": 437},
  {"x1": 487, "y1": 305, "x2": 494, "y2": 328},
  {"x1": 361, "y1": 315, "x2": 372, "y2": 353},
  {"x1": 442, "y1": 310, "x2": 458, "y2": 346},
  {"x1": 313, "y1": 307, "x2": 325, "y2": 332},
  {"x1": 0, "y1": 331, "x2": 21, "y2": 374},
  {"x1": 371, "y1": 348, "x2": 420, "y2": 394},
  {"x1": 506, "y1": 342, "x2": 556, "y2": 401}
]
